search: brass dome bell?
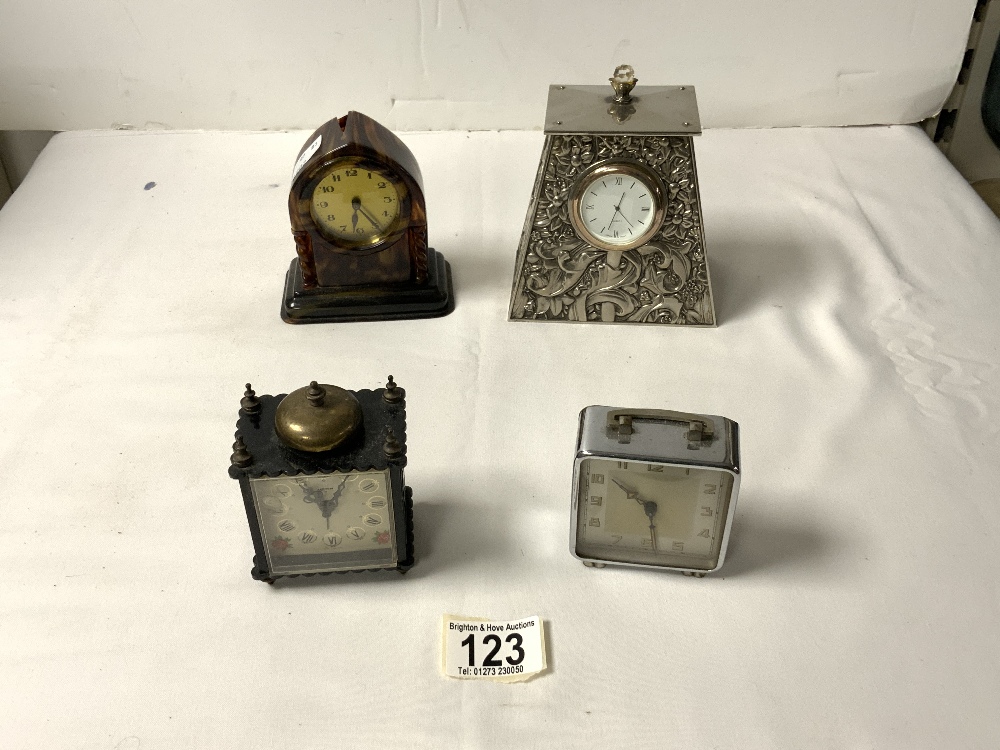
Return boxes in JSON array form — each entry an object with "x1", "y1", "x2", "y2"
[{"x1": 274, "y1": 381, "x2": 362, "y2": 452}]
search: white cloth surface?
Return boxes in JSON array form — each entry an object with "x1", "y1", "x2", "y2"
[{"x1": 0, "y1": 126, "x2": 998, "y2": 749}]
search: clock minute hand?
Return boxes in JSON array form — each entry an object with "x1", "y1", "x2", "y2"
[
  {"x1": 320, "y1": 478, "x2": 349, "y2": 530},
  {"x1": 612, "y1": 478, "x2": 640, "y2": 502},
  {"x1": 356, "y1": 204, "x2": 383, "y2": 232},
  {"x1": 612, "y1": 193, "x2": 634, "y2": 229}
]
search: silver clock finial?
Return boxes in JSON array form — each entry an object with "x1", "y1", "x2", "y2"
[{"x1": 610, "y1": 64, "x2": 637, "y2": 104}]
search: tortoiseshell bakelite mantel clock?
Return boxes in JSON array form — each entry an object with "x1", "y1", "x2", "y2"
[
  {"x1": 229, "y1": 377, "x2": 414, "y2": 582},
  {"x1": 281, "y1": 111, "x2": 455, "y2": 323}
]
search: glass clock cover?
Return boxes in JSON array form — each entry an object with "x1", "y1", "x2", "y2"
[
  {"x1": 250, "y1": 470, "x2": 397, "y2": 575},
  {"x1": 309, "y1": 157, "x2": 405, "y2": 249},
  {"x1": 575, "y1": 458, "x2": 733, "y2": 570}
]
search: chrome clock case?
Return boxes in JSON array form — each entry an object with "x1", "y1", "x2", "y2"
[
  {"x1": 509, "y1": 65, "x2": 717, "y2": 325},
  {"x1": 571, "y1": 406, "x2": 740, "y2": 575}
]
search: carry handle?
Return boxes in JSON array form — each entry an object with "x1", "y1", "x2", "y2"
[{"x1": 606, "y1": 409, "x2": 715, "y2": 447}]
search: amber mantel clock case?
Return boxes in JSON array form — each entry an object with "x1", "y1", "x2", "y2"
[
  {"x1": 509, "y1": 65, "x2": 717, "y2": 326},
  {"x1": 229, "y1": 377, "x2": 414, "y2": 582},
  {"x1": 282, "y1": 111, "x2": 454, "y2": 323}
]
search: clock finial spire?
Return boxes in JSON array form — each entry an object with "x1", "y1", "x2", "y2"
[
  {"x1": 231, "y1": 436, "x2": 253, "y2": 468},
  {"x1": 383, "y1": 375, "x2": 405, "y2": 404},
  {"x1": 241, "y1": 383, "x2": 261, "y2": 415},
  {"x1": 306, "y1": 380, "x2": 326, "y2": 407},
  {"x1": 383, "y1": 428, "x2": 404, "y2": 460},
  {"x1": 610, "y1": 64, "x2": 637, "y2": 104}
]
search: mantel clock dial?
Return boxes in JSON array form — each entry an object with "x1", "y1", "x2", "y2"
[
  {"x1": 509, "y1": 65, "x2": 717, "y2": 326},
  {"x1": 571, "y1": 406, "x2": 740, "y2": 575},
  {"x1": 282, "y1": 111, "x2": 455, "y2": 323},
  {"x1": 229, "y1": 377, "x2": 414, "y2": 582}
]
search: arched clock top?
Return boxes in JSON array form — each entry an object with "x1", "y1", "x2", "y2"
[{"x1": 290, "y1": 112, "x2": 425, "y2": 203}]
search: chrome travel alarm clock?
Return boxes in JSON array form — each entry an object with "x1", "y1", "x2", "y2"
[
  {"x1": 229, "y1": 377, "x2": 414, "y2": 582},
  {"x1": 281, "y1": 111, "x2": 454, "y2": 323},
  {"x1": 509, "y1": 65, "x2": 716, "y2": 325},
  {"x1": 571, "y1": 406, "x2": 740, "y2": 575}
]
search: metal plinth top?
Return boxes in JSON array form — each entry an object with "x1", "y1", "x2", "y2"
[{"x1": 545, "y1": 84, "x2": 701, "y2": 136}]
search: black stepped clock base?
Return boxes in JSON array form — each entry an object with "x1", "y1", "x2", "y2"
[
  {"x1": 251, "y1": 487, "x2": 415, "y2": 583},
  {"x1": 280, "y1": 250, "x2": 455, "y2": 324}
]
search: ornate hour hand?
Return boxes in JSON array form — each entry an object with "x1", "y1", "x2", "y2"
[{"x1": 300, "y1": 477, "x2": 349, "y2": 530}]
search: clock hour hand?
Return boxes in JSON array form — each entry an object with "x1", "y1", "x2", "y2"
[
  {"x1": 642, "y1": 499, "x2": 658, "y2": 552},
  {"x1": 321, "y1": 478, "x2": 349, "y2": 529},
  {"x1": 611, "y1": 193, "x2": 634, "y2": 229},
  {"x1": 351, "y1": 197, "x2": 361, "y2": 231},
  {"x1": 613, "y1": 478, "x2": 658, "y2": 550},
  {"x1": 300, "y1": 477, "x2": 348, "y2": 530}
]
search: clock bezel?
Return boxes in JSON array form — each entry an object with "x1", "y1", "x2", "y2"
[
  {"x1": 301, "y1": 155, "x2": 413, "y2": 255},
  {"x1": 568, "y1": 159, "x2": 667, "y2": 252},
  {"x1": 569, "y1": 405, "x2": 740, "y2": 575}
]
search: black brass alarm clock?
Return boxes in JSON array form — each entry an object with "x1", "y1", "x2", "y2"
[
  {"x1": 229, "y1": 377, "x2": 414, "y2": 582},
  {"x1": 281, "y1": 111, "x2": 454, "y2": 323}
]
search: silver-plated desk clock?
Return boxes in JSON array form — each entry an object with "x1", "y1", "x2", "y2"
[
  {"x1": 509, "y1": 65, "x2": 716, "y2": 325},
  {"x1": 571, "y1": 406, "x2": 740, "y2": 575}
]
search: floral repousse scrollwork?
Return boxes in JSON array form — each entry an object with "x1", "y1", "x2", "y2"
[{"x1": 511, "y1": 135, "x2": 715, "y2": 325}]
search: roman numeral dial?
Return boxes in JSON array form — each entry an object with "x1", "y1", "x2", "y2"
[{"x1": 570, "y1": 161, "x2": 665, "y2": 251}]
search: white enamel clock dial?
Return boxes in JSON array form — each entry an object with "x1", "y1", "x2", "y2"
[
  {"x1": 579, "y1": 174, "x2": 655, "y2": 246},
  {"x1": 570, "y1": 162, "x2": 665, "y2": 251}
]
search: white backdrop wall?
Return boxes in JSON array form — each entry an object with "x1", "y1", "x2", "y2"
[{"x1": 0, "y1": 0, "x2": 980, "y2": 131}]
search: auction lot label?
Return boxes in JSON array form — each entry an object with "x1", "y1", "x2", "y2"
[{"x1": 441, "y1": 615, "x2": 546, "y2": 682}]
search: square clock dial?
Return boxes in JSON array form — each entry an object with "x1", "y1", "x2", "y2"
[
  {"x1": 250, "y1": 470, "x2": 397, "y2": 576},
  {"x1": 572, "y1": 407, "x2": 740, "y2": 575}
]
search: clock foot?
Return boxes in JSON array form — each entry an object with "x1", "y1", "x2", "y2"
[
  {"x1": 683, "y1": 571, "x2": 707, "y2": 578},
  {"x1": 582, "y1": 561, "x2": 606, "y2": 568},
  {"x1": 281, "y1": 251, "x2": 455, "y2": 324}
]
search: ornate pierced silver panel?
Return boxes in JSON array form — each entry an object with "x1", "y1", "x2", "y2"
[{"x1": 508, "y1": 69, "x2": 717, "y2": 326}]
